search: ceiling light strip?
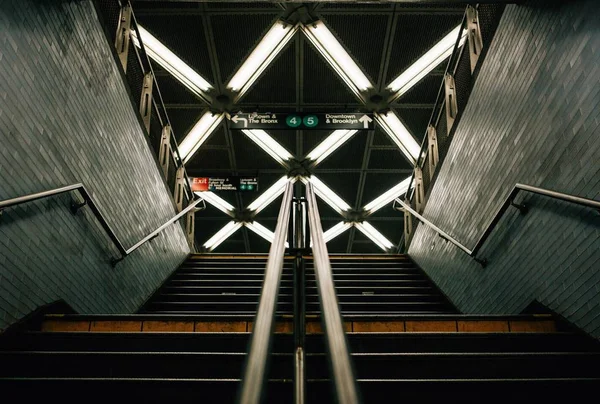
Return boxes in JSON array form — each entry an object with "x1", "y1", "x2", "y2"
[
  {"x1": 247, "y1": 176, "x2": 296, "y2": 214},
  {"x1": 363, "y1": 175, "x2": 413, "y2": 214},
  {"x1": 355, "y1": 222, "x2": 394, "y2": 251},
  {"x1": 301, "y1": 176, "x2": 351, "y2": 215},
  {"x1": 374, "y1": 111, "x2": 420, "y2": 164},
  {"x1": 241, "y1": 130, "x2": 293, "y2": 166},
  {"x1": 246, "y1": 221, "x2": 289, "y2": 248},
  {"x1": 132, "y1": 26, "x2": 213, "y2": 100},
  {"x1": 180, "y1": 112, "x2": 224, "y2": 162},
  {"x1": 306, "y1": 130, "x2": 358, "y2": 167},
  {"x1": 203, "y1": 221, "x2": 243, "y2": 251},
  {"x1": 387, "y1": 25, "x2": 467, "y2": 99},
  {"x1": 194, "y1": 191, "x2": 236, "y2": 217},
  {"x1": 301, "y1": 21, "x2": 373, "y2": 101},
  {"x1": 227, "y1": 20, "x2": 299, "y2": 101}
]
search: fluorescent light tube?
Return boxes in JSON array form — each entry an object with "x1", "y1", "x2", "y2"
[
  {"x1": 302, "y1": 21, "x2": 373, "y2": 100},
  {"x1": 363, "y1": 175, "x2": 412, "y2": 214},
  {"x1": 242, "y1": 129, "x2": 293, "y2": 166},
  {"x1": 355, "y1": 222, "x2": 394, "y2": 251},
  {"x1": 203, "y1": 221, "x2": 243, "y2": 251},
  {"x1": 247, "y1": 176, "x2": 295, "y2": 214},
  {"x1": 301, "y1": 176, "x2": 351, "y2": 215},
  {"x1": 387, "y1": 25, "x2": 467, "y2": 97},
  {"x1": 179, "y1": 112, "x2": 224, "y2": 163},
  {"x1": 246, "y1": 221, "x2": 289, "y2": 248},
  {"x1": 195, "y1": 191, "x2": 236, "y2": 217},
  {"x1": 375, "y1": 111, "x2": 419, "y2": 164},
  {"x1": 306, "y1": 130, "x2": 358, "y2": 166},
  {"x1": 227, "y1": 20, "x2": 298, "y2": 101},
  {"x1": 132, "y1": 26, "x2": 213, "y2": 101},
  {"x1": 323, "y1": 221, "x2": 353, "y2": 244}
]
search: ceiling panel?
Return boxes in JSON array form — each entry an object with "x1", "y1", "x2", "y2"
[
  {"x1": 368, "y1": 149, "x2": 413, "y2": 170},
  {"x1": 210, "y1": 13, "x2": 280, "y2": 83},
  {"x1": 303, "y1": 42, "x2": 358, "y2": 104},
  {"x1": 321, "y1": 13, "x2": 390, "y2": 84},
  {"x1": 232, "y1": 131, "x2": 288, "y2": 170},
  {"x1": 316, "y1": 131, "x2": 368, "y2": 170}
]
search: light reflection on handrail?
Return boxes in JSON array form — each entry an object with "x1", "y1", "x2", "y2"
[
  {"x1": 306, "y1": 183, "x2": 359, "y2": 404},
  {"x1": 238, "y1": 182, "x2": 294, "y2": 404}
]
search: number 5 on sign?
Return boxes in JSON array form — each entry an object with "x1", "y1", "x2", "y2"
[{"x1": 303, "y1": 115, "x2": 318, "y2": 128}]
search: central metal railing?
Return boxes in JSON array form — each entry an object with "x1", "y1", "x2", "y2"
[
  {"x1": 238, "y1": 181, "x2": 359, "y2": 404},
  {"x1": 238, "y1": 182, "x2": 294, "y2": 404},
  {"x1": 305, "y1": 183, "x2": 359, "y2": 404}
]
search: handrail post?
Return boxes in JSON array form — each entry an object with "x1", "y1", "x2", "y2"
[
  {"x1": 305, "y1": 183, "x2": 359, "y2": 404},
  {"x1": 293, "y1": 255, "x2": 306, "y2": 404},
  {"x1": 238, "y1": 182, "x2": 294, "y2": 404}
]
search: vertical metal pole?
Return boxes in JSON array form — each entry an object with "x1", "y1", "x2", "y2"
[
  {"x1": 114, "y1": 4, "x2": 132, "y2": 72},
  {"x1": 414, "y1": 166, "x2": 425, "y2": 214},
  {"x1": 445, "y1": 73, "x2": 458, "y2": 131},
  {"x1": 186, "y1": 208, "x2": 196, "y2": 251},
  {"x1": 404, "y1": 200, "x2": 414, "y2": 250},
  {"x1": 427, "y1": 125, "x2": 439, "y2": 180},
  {"x1": 140, "y1": 72, "x2": 154, "y2": 133},
  {"x1": 159, "y1": 124, "x2": 171, "y2": 178},
  {"x1": 294, "y1": 255, "x2": 306, "y2": 404},
  {"x1": 174, "y1": 166, "x2": 185, "y2": 212},
  {"x1": 466, "y1": 5, "x2": 484, "y2": 73}
]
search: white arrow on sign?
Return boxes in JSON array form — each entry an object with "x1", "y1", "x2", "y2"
[
  {"x1": 231, "y1": 115, "x2": 248, "y2": 128},
  {"x1": 359, "y1": 114, "x2": 373, "y2": 129}
]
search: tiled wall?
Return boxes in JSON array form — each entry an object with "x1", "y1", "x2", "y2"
[
  {"x1": 409, "y1": 1, "x2": 600, "y2": 337},
  {"x1": 0, "y1": 0, "x2": 190, "y2": 330}
]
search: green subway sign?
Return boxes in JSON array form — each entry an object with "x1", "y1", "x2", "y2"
[{"x1": 228, "y1": 113, "x2": 374, "y2": 130}]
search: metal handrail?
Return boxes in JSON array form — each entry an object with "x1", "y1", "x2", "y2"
[
  {"x1": 306, "y1": 183, "x2": 359, "y2": 404},
  {"x1": 394, "y1": 183, "x2": 600, "y2": 266},
  {"x1": 404, "y1": 9, "x2": 469, "y2": 201},
  {"x1": 0, "y1": 184, "x2": 126, "y2": 256},
  {"x1": 0, "y1": 184, "x2": 206, "y2": 264},
  {"x1": 238, "y1": 182, "x2": 294, "y2": 404},
  {"x1": 113, "y1": 196, "x2": 206, "y2": 264}
]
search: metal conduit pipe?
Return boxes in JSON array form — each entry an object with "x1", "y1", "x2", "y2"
[
  {"x1": 305, "y1": 183, "x2": 360, "y2": 404},
  {"x1": 238, "y1": 181, "x2": 294, "y2": 404}
]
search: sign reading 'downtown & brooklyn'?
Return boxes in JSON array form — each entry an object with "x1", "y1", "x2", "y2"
[
  {"x1": 191, "y1": 177, "x2": 258, "y2": 192},
  {"x1": 228, "y1": 113, "x2": 374, "y2": 130}
]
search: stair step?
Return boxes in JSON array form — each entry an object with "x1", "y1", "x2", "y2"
[{"x1": 3, "y1": 331, "x2": 595, "y2": 354}]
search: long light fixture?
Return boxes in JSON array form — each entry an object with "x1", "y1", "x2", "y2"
[
  {"x1": 323, "y1": 221, "x2": 353, "y2": 243},
  {"x1": 179, "y1": 111, "x2": 224, "y2": 163},
  {"x1": 301, "y1": 176, "x2": 351, "y2": 215},
  {"x1": 306, "y1": 129, "x2": 358, "y2": 166},
  {"x1": 363, "y1": 175, "x2": 412, "y2": 214},
  {"x1": 131, "y1": 26, "x2": 213, "y2": 103},
  {"x1": 195, "y1": 191, "x2": 236, "y2": 217},
  {"x1": 375, "y1": 110, "x2": 420, "y2": 164},
  {"x1": 387, "y1": 25, "x2": 467, "y2": 99},
  {"x1": 301, "y1": 21, "x2": 373, "y2": 100},
  {"x1": 241, "y1": 129, "x2": 293, "y2": 166},
  {"x1": 355, "y1": 222, "x2": 394, "y2": 251},
  {"x1": 227, "y1": 20, "x2": 299, "y2": 101},
  {"x1": 247, "y1": 176, "x2": 295, "y2": 214},
  {"x1": 246, "y1": 221, "x2": 289, "y2": 248},
  {"x1": 203, "y1": 221, "x2": 243, "y2": 251}
]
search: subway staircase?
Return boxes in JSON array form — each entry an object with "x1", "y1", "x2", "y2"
[{"x1": 1, "y1": 254, "x2": 599, "y2": 402}]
